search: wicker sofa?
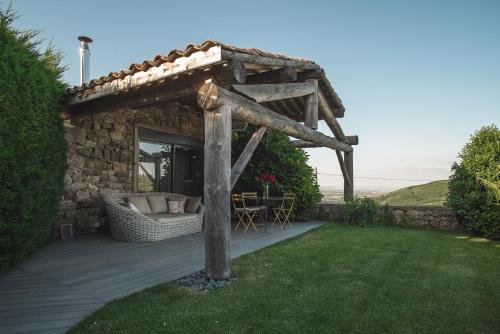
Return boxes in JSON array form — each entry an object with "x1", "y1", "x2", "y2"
[{"x1": 102, "y1": 192, "x2": 204, "y2": 242}]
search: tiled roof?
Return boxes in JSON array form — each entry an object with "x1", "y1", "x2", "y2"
[{"x1": 68, "y1": 40, "x2": 315, "y2": 95}]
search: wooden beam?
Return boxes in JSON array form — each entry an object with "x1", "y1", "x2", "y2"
[
  {"x1": 291, "y1": 136, "x2": 358, "y2": 147},
  {"x1": 232, "y1": 82, "x2": 316, "y2": 103},
  {"x1": 246, "y1": 66, "x2": 297, "y2": 84},
  {"x1": 318, "y1": 91, "x2": 344, "y2": 118},
  {"x1": 304, "y1": 79, "x2": 318, "y2": 130},
  {"x1": 66, "y1": 61, "x2": 243, "y2": 116},
  {"x1": 231, "y1": 126, "x2": 267, "y2": 189},
  {"x1": 298, "y1": 68, "x2": 345, "y2": 117},
  {"x1": 289, "y1": 140, "x2": 351, "y2": 185},
  {"x1": 345, "y1": 135, "x2": 358, "y2": 145},
  {"x1": 317, "y1": 88, "x2": 355, "y2": 187},
  {"x1": 335, "y1": 151, "x2": 350, "y2": 186},
  {"x1": 318, "y1": 91, "x2": 346, "y2": 140},
  {"x1": 204, "y1": 104, "x2": 232, "y2": 280},
  {"x1": 221, "y1": 50, "x2": 320, "y2": 70},
  {"x1": 214, "y1": 59, "x2": 246, "y2": 87},
  {"x1": 343, "y1": 151, "x2": 354, "y2": 201},
  {"x1": 198, "y1": 83, "x2": 353, "y2": 152}
]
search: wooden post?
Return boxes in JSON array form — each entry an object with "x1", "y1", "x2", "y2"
[
  {"x1": 343, "y1": 151, "x2": 354, "y2": 201},
  {"x1": 231, "y1": 126, "x2": 267, "y2": 189},
  {"x1": 304, "y1": 79, "x2": 318, "y2": 130},
  {"x1": 204, "y1": 104, "x2": 232, "y2": 280}
]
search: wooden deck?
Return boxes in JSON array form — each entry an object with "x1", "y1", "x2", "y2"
[{"x1": 0, "y1": 221, "x2": 323, "y2": 334}]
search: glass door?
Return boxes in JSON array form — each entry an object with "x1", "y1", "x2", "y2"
[{"x1": 138, "y1": 132, "x2": 203, "y2": 197}]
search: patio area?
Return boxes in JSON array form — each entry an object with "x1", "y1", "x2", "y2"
[{"x1": 0, "y1": 221, "x2": 323, "y2": 334}]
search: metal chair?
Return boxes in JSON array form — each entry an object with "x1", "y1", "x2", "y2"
[
  {"x1": 241, "y1": 192, "x2": 267, "y2": 224},
  {"x1": 231, "y1": 193, "x2": 260, "y2": 233},
  {"x1": 272, "y1": 192, "x2": 295, "y2": 229}
]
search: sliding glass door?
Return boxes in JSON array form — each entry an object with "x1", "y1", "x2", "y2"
[{"x1": 137, "y1": 128, "x2": 203, "y2": 196}]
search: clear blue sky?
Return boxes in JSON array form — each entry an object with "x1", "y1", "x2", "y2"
[{"x1": 11, "y1": 0, "x2": 500, "y2": 191}]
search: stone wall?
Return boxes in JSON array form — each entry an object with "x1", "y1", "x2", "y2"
[
  {"x1": 56, "y1": 104, "x2": 204, "y2": 236},
  {"x1": 310, "y1": 203, "x2": 461, "y2": 231}
]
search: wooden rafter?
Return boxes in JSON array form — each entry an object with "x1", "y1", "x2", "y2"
[
  {"x1": 246, "y1": 66, "x2": 297, "y2": 84},
  {"x1": 232, "y1": 82, "x2": 316, "y2": 103},
  {"x1": 221, "y1": 50, "x2": 320, "y2": 71}
]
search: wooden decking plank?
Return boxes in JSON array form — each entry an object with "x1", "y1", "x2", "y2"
[{"x1": 0, "y1": 222, "x2": 323, "y2": 334}]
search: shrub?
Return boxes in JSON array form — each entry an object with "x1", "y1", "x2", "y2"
[
  {"x1": 446, "y1": 125, "x2": 500, "y2": 239},
  {"x1": 343, "y1": 197, "x2": 379, "y2": 226},
  {"x1": 232, "y1": 126, "x2": 322, "y2": 216},
  {"x1": 380, "y1": 204, "x2": 396, "y2": 225},
  {"x1": 0, "y1": 6, "x2": 66, "y2": 271}
]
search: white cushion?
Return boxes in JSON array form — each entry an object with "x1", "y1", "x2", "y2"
[
  {"x1": 147, "y1": 195, "x2": 168, "y2": 214},
  {"x1": 146, "y1": 213, "x2": 197, "y2": 224},
  {"x1": 126, "y1": 196, "x2": 152, "y2": 214},
  {"x1": 168, "y1": 200, "x2": 185, "y2": 214},
  {"x1": 127, "y1": 202, "x2": 140, "y2": 213}
]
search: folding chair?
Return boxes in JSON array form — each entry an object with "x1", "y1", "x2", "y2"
[
  {"x1": 241, "y1": 192, "x2": 267, "y2": 224},
  {"x1": 232, "y1": 194, "x2": 259, "y2": 233},
  {"x1": 272, "y1": 192, "x2": 295, "y2": 229}
]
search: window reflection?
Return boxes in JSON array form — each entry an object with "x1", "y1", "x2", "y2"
[{"x1": 138, "y1": 139, "x2": 203, "y2": 196}]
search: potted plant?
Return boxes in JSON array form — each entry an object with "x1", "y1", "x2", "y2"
[{"x1": 259, "y1": 172, "x2": 276, "y2": 198}]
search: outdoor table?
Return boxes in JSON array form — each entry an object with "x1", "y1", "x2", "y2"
[{"x1": 254, "y1": 196, "x2": 285, "y2": 232}]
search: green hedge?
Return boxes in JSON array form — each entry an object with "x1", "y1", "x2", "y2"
[
  {"x1": 446, "y1": 125, "x2": 500, "y2": 239},
  {"x1": 232, "y1": 126, "x2": 322, "y2": 216},
  {"x1": 0, "y1": 7, "x2": 66, "y2": 271}
]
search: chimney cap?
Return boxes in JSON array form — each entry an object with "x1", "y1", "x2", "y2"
[{"x1": 78, "y1": 36, "x2": 93, "y2": 43}]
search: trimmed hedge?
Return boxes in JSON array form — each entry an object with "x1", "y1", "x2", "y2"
[
  {"x1": 0, "y1": 7, "x2": 66, "y2": 271},
  {"x1": 232, "y1": 126, "x2": 322, "y2": 216},
  {"x1": 446, "y1": 125, "x2": 500, "y2": 239}
]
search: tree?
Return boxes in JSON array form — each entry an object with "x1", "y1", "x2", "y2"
[
  {"x1": 0, "y1": 6, "x2": 66, "y2": 270},
  {"x1": 446, "y1": 125, "x2": 500, "y2": 239},
  {"x1": 232, "y1": 126, "x2": 322, "y2": 216}
]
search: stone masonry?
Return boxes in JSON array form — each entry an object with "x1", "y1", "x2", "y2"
[
  {"x1": 56, "y1": 104, "x2": 204, "y2": 236},
  {"x1": 311, "y1": 203, "x2": 461, "y2": 231}
]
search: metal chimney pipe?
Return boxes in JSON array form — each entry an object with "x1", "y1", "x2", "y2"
[{"x1": 77, "y1": 36, "x2": 93, "y2": 85}]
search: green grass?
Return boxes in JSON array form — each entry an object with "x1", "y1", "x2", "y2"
[
  {"x1": 69, "y1": 224, "x2": 500, "y2": 334},
  {"x1": 375, "y1": 180, "x2": 449, "y2": 205}
]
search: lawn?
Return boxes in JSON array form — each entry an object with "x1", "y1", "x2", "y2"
[{"x1": 69, "y1": 224, "x2": 500, "y2": 334}]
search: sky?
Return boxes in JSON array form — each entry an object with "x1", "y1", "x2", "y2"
[{"x1": 10, "y1": 0, "x2": 500, "y2": 191}]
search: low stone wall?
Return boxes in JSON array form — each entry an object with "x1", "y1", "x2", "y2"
[{"x1": 310, "y1": 203, "x2": 461, "y2": 231}]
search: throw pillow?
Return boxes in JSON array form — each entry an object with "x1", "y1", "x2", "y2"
[
  {"x1": 126, "y1": 196, "x2": 152, "y2": 214},
  {"x1": 147, "y1": 195, "x2": 168, "y2": 213},
  {"x1": 168, "y1": 200, "x2": 185, "y2": 214},
  {"x1": 185, "y1": 197, "x2": 201, "y2": 213},
  {"x1": 127, "y1": 202, "x2": 140, "y2": 213}
]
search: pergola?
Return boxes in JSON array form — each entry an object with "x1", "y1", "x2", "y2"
[{"x1": 66, "y1": 40, "x2": 358, "y2": 280}]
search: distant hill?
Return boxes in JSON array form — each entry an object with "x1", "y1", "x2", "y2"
[{"x1": 374, "y1": 180, "x2": 449, "y2": 206}]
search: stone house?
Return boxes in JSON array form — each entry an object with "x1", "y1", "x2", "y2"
[{"x1": 57, "y1": 39, "x2": 358, "y2": 264}]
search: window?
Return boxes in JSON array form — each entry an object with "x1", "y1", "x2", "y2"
[{"x1": 137, "y1": 128, "x2": 203, "y2": 197}]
